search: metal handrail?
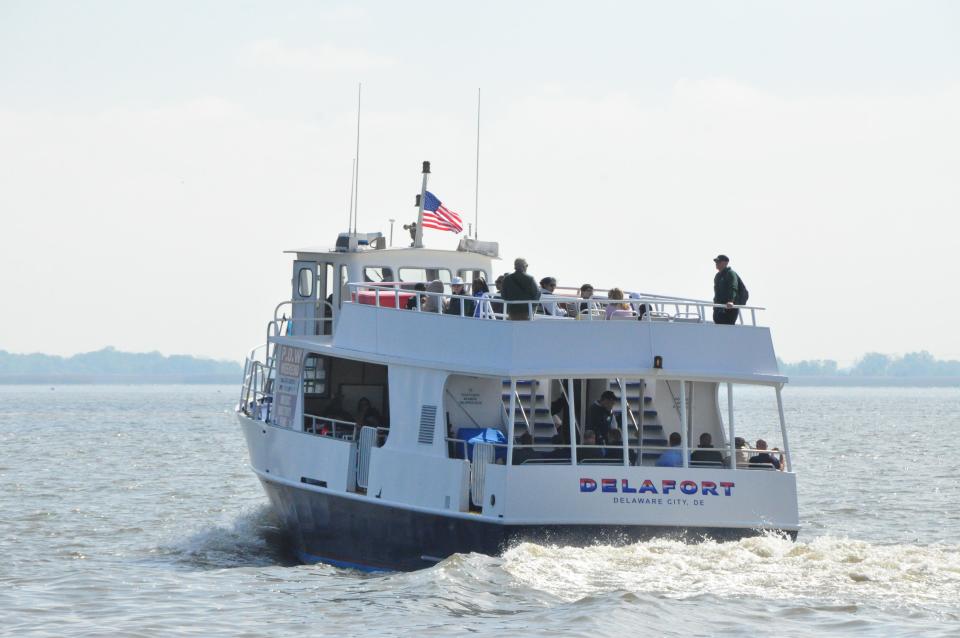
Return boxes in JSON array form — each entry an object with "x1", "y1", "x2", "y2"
[{"x1": 344, "y1": 283, "x2": 766, "y2": 326}]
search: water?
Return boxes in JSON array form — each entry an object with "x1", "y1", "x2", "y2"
[{"x1": 2, "y1": 385, "x2": 958, "y2": 636}]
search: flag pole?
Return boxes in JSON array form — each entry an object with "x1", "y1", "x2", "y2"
[
  {"x1": 353, "y1": 82, "x2": 361, "y2": 234},
  {"x1": 414, "y1": 160, "x2": 430, "y2": 248},
  {"x1": 474, "y1": 87, "x2": 480, "y2": 240}
]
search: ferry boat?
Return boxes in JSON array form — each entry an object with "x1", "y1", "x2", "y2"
[{"x1": 236, "y1": 180, "x2": 798, "y2": 572}]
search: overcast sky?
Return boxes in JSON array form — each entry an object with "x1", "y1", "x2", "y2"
[{"x1": 1, "y1": 1, "x2": 958, "y2": 364}]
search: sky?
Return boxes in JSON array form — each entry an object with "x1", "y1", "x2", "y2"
[{"x1": 1, "y1": 1, "x2": 958, "y2": 364}]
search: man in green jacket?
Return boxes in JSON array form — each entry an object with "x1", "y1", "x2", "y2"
[
  {"x1": 713, "y1": 254, "x2": 740, "y2": 325},
  {"x1": 502, "y1": 257, "x2": 540, "y2": 320}
]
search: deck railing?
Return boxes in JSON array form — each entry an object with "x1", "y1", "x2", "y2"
[
  {"x1": 445, "y1": 437, "x2": 789, "y2": 471},
  {"x1": 345, "y1": 283, "x2": 766, "y2": 326}
]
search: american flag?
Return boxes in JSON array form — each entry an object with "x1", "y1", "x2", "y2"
[{"x1": 421, "y1": 191, "x2": 463, "y2": 233}]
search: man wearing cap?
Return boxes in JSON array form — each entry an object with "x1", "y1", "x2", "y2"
[
  {"x1": 501, "y1": 258, "x2": 540, "y2": 320},
  {"x1": 713, "y1": 254, "x2": 741, "y2": 325},
  {"x1": 445, "y1": 277, "x2": 474, "y2": 316}
]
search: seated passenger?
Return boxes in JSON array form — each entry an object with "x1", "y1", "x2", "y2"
[
  {"x1": 445, "y1": 277, "x2": 473, "y2": 316},
  {"x1": 471, "y1": 276, "x2": 495, "y2": 318},
  {"x1": 405, "y1": 282, "x2": 428, "y2": 310},
  {"x1": 690, "y1": 432, "x2": 725, "y2": 466},
  {"x1": 574, "y1": 283, "x2": 600, "y2": 315},
  {"x1": 537, "y1": 277, "x2": 568, "y2": 316},
  {"x1": 604, "y1": 287, "x2": 632, "y2": 320},
  {"x1": 512, "y1": 431, "x2": 536, "y2": 464},
  {"x1": 355, "y1": 397, "x2": 382, "y2": 428},
  {"x1": 490, "y1": 273, "x2": 508, "y2": 316},
  {"x1": 603, "y1": 428, "x2": 624, "y2": 462},
  {"x1": 577, "y1": 429, "x2": 603, "y2": 462},
  {"x1": 735, "y1": 436, "x2": 750, "y2": 467},
  {"x1": 422, "y1": 279, "x2": 445, "y2": 313},
  {"x1": 655, "y1": 432, "x2": 683, "y2": 467},
  {"x1": 748, "y1": 439, "x2": 782, "y2": 470},
  {"x1": 628, "y1": 291, "x2": 648, "y2": 320}
]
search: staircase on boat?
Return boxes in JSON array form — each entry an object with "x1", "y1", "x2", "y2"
[
  {"x1": 501, "y1": 379, "x2": 556, "y2": 444},
  {"x1": 607, "y1": 379, "x2": 667, "y2": 464}
]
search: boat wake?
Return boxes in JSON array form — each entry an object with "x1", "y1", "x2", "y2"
[
  {"x1": 494, "y1": 534, "x2": 960, "y2": 614},
  {"x1": 162, "y1": 505, "x2": 295, "y2": 569}
]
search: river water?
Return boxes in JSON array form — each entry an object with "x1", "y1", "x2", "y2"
[{"x1": 2, "y1": 385, "x2": 958, "y2": 636}]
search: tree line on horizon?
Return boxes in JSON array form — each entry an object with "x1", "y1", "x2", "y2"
[
  {"x1": 2, "y1": 346, "x2": 957, "y2": 379},
  {"x1": 0, "y1": 346, "x2": 241, "y2": 376},
  {"x1": 778, "y1": 351, "x2": 960, "y2": 377}
]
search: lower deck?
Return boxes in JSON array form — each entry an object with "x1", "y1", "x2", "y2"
[{"x1": 259, "y1": 465, "x2": 798, "y2": 571}]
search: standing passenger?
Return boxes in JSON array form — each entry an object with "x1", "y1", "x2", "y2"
[
  {"x1": 712, "y1": 254, "x2": 741, "y2": 325},
  {"x1": 501, "y1": 258, "x2": 540, "y2": 320}
]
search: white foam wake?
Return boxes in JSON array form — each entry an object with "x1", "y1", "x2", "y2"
[{"x1": 500, "y1": 535, "x2": 960, "y2": 612}]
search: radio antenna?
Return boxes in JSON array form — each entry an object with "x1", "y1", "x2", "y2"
[
  {"x1": 474, "y1": 88, "x2": 480, "y2": 239},
  {"x1": 352, "y1": 82, "x2": 362, "y2": 234},
  {"x1": 347, "y1": 157, "x2": 356, "y2": 232}
]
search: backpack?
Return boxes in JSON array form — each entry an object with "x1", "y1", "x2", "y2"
[{"x1": 734, "y1": 273, "x2": 749, "y2": 305}]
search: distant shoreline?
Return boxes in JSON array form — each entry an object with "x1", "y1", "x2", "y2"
[
  {"x1": 1, "y1": 375, "x2": 957, "y2": 387},
  {"x1": 788, "y1": 376, "x2": 960, "y2": 387},
  {"x1": 0, "y1": 374, "x2": 239, "y2": 385}
]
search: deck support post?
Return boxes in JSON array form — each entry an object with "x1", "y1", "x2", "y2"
[
  {"x1": 775, "y1": 384, "x2": 792, "y2": 472},
  {"x1": 619, "y1": 378, "x2": 629, "y2": 466},
  {"x1": 679, "y1": 380, "x2": 688, "y2": 468},
  {"x1": 507, "y1": 379, "x2": 517, "y2": 464},
  {"x1": 727, "y1": 382, "x2": 736, "y2": 469},
  {"x1": 567, "y1": 378, "x2": 576, "y2": 464}
]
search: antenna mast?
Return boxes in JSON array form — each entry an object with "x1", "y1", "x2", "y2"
[
  {"x1": 474, "y1": 88, "x2": 480, "y2": 239},
  {"x1": 347, "y1": 158, "x2": 356, "y2": 232},
  {"x1": 353, "y1": 82, "x2": 362, "y2": 234}
]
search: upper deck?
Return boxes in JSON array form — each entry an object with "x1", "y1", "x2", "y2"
[
  {"x1": 271, "y1": 233, "x2": 783, "y2": 384},
  {"x1": 274, "y1": 285, "x2": 781, "y2": 384}
]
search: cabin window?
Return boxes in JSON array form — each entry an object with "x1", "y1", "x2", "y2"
[
  {"x1": 303, "y1": 354, "x2": 328, "y2": 396},
  {"x1": 338, "y1": 265, "x2": 349, "y2": 307},
  {"x1": 297, "y1": 267, "x2": 314, "y2": 297},
  {"x1": 458, "y1": 269, "x2": 489, "y2": 288},
  {"x1": 302, "y1": 355, "x2": 390, "y2": 442},
  {"x1": 363, "y1": 266, "x2": 394, "y2": 282},
  {"x1": 399, "y1": 267, "x2": 451, "y2": 284}
]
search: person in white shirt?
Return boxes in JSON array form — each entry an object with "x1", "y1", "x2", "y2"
[{"x1": 538, "y1": 277, "x2": 568, "y2": 317}]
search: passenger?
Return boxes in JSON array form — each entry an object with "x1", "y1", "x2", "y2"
[
  {"x1": 355, "y1": 397, "x2": 382, "y2": 428},
  {"x1": 321, "y1": 392, "x2": 353, "y2": 423},
  {"x1": 690, "y1": 432, "x2": 725, "y2": 466},
  {"x1": 489, "y1": 273, "x2": 508, "y2": 316},
  {"x1": 604, "y1": 288, "x2": 631, "y2": 320},
  {"x1": 604, "y1": 428, "x2": 624, "y2": 462},
  {"x1": 712, "y1": 254, "x2": 742, "y2": 325},
  {"x1": 405, "y1": 282, "x2": 428, "y2": 310},
  {"x1": 735, "y1": 436, "x2": 750, "y2": 467},
  {"x1": 512, "y1": 431, "x2": 536, "y2": 464},
  {"x1": 628, "y1": 291, "x2": 648, "y2": 320},
  {"x1": 501, "y1": 258, "x2": 540, "y2": 320},
  {"x1": 422, "y1": 279, "x2": 445, "y2": 313},
  {"x1": 655, "y1": 432, "x2": 684, "y2": 467},
  {"x1": 471, "y1": 276, "x2": 495, "y2": 319},
  {"x1": 445, "y1": 276, "x2": 473, "y2": 316},
  {"x1": 575, "y1": 283, "x2": 600, "y2": 315},
  {"x1": 577, "y1": 429, "x2": 603, "y2": 462},
  {"x1": 748, "y1": 439, "x2": 782, "y2": 470},
  {"x1": 537, "y1": 277, "x2": 567, "y2": 316},
  {"x1": 586, "y1": 390, "x2": 617, "y2": 445}
]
